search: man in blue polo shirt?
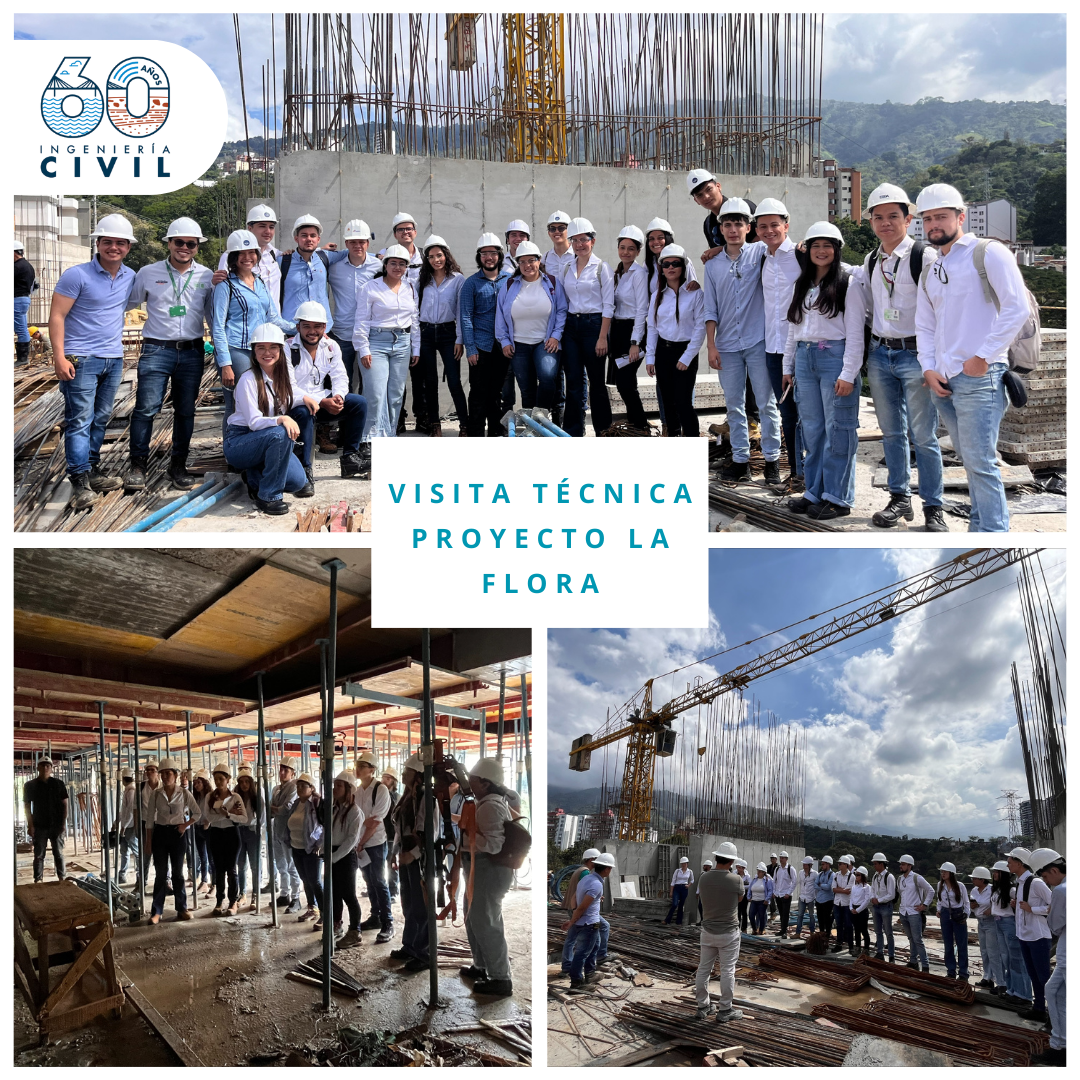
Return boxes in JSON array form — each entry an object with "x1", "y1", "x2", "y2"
[
  {"x1": 278, "y1": 214, "x2": 333, "y2": 328},
  {"x1": 48, "y1": 213, "x2": 137, "y2": 510}
]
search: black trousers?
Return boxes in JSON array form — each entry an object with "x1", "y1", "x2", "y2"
[
  {"x1": 467, "y1": 347, "x2": 511, "y2": 437},
  {"x1": 776, "y1": 894, "x2": 793, "y2": 933},
  {"x1": 816, "y1": 900, "x2": 835, "y2": 937},
  {"x1": 332, "y1": 849, "x2": 361, "y2": 931},
  {"x1": 653, "y1": 338, "x2": 699, "y2": 437},
  {"x1": 852, "y1": 908, "x2": 871, "y2": 949},
  {"x1": 766, "y1": 350, "x2": 800, "y2": 474},
  {"x1": 292, "y1": 845, "x2": 324, "y2": 911},
  {"x1": 150, "y1": 824, "x2": 188, "y2": 916},
  {"x1": 738, "y1": 896, "x2": 749, "y2": 932},
  {"x1": 607, "y1": 317, "x2": 647, "y2": 429},
  {"x1": 206, "y1": 825, "x2": 240, "y2": 906},
  {"x1": 420, "y1": 321, "x2": 466, "y2": 426}
]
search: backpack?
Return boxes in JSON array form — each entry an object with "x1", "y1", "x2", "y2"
[
  {"x1": 489, "y1": 816, "x2": 532, "y2": 870},
  {"x1": 279, "y1": 248, "x2": 329, "y2": 308},
  {"x1": 290, "y1": 343, "x2": 332, "y2": 390},
  {"x1": 865, "y1": 240, "x2": 927, "y2": 297}
]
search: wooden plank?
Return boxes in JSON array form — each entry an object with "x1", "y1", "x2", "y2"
[
  {"x1": 118, "y1": 964, "x2": 207, "y2": 1067},
  {"x1": 14, "y1": 881, "x2": 110, "y2": 936},
  {"x1": 40, "y1": 992, "x2": 126, "y2": 1034},
  {"x1": 13, "y1": 669, "x2": 252, "y2": 712},
  {"x1": 13, "y1": 923, "x2": 41, "y2": 1009},
  {"x1": 13, "y1": 611, "x2": 164, "y2": 664},
  {"x1": 582, "y1": 1038, "x2": 684, "y2": 1067},
  {"x1": 13, "y1": 695, "x2": 215, "y2": 724},
  {"x1": 42, "y1": 922, "x2": 113, "y2": 1016}
]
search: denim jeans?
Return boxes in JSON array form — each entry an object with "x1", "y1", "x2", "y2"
[
  {"x1": 14, "y1": 295, "x2": 31, "y2": 342},
  {"x1": 32, "y1": 829, "x2": 66, "y2": 881},
  {"x1": 400, "y1": 859, "x2": 429, "y2": 961},
  {"x1": 332, "y1": 849, "x2": 361, "y2": 931},
  {"x1": 510, "y1": 340, "x2": 561, "y2": 411},
  {"x1": 795, "y1": 898, "x2": 816, "y2": 935},
  {"x1": 1046, "y1": 955, "x2": 1066, "y2": 1049},
  {"x1": 272, "y1": 818, "x2": 300, "y2": 898},
  {"x1": 562, "y1": 312, "x2": 610, "y2": 436},
  {"x1": 717, "y1": 340, "x2": 780, "y2": 462},
  {"x1": 463, "y1": 854, "x2": 514, "y2": 982},
  {"x1": 654, "y1": 339, "x2": 699, "y2": 437},
  {"x1": 291, "y1": 396, "x2": 367, "y2": 466},
  {"x1": 220, "y1": 347, "x2": 252, "y2": 442},
  {"x1": 976, "y1": 914, "x2": 1004, "y2": 986},
  {"x1": 868, "y1": 343, "x2": 944, "y2": 506},
  {"x1": 194, "y1": 825, "x2": 214, "y2": 883},
  {"x1": 568, "y1": 921, "x2": 601, "y2": 981},
  {"x1": 361, "y1": 841, "x2": 393, "y2": 928},
  {"x1": 766, "y1": 350, "x2": 801, "y2": 475},
  {"x1": 291, "y1": 846, "x2": 324, "y2": 912},
  {"x1": 59, "y1": 354, "x2": 124, "y2": 475},
  {"x1": 940, "y1": 911, "x2": 969, "y2": 977},
  {"x1": 695, "y1": 927, "x2": 741, "y2": 1011},
  {"x1": 749, "y1": 899, "x2": 768, "y2": 933},
  {"x1": 899, "y1": 911, "x2": 929, "y2": 968},
  {"x1": 467, "y1": 347, "x2": 511, "y2": 436},
  {"x1": 130, "y1": 343, "x2": 204, "y2": 460},
  {"x1": 994, "y1": 914, "x2": 1032, "y2": 1000},
  {"x1": 364, "y1": 327, "x2": 412, "y2": 439},
  {"x1": 223, "y1": 423, "x2": 308, "y2": 502},
  {"x1": 328, "y1": 332, "x2": 360, "y2": 394},
  {"x1": 237, "y1": 827, "x2": 261, "y2": 896},
  {"x1": 1020, "y1": 937, "x2": 1052, "y2": 1010},
  {"x1": 834, "y1": 904, "x2": 853, "y2": 948},
  {"x1": 666, "y1": 883, "x2": 689, "y2": 924},
  {"x1": 873, "y1": 901, "x2": 895, "y2": 959},
  {"x1": 793, "y1": 340, "x2": 859, "y2": 506},
  {"x1": 931, "y1": 362, "x2": 1009, "y2": 531},
  {"x1": 119, "y1": 827, "x2": 139, "y2": 880}
]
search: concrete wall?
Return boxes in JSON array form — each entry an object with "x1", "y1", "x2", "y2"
[{"x1": 275, "y1": 152, "x2": 828, "y2": 283}]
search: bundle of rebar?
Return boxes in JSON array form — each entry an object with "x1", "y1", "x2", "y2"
[
  {"x1": 756, "y1": 948, "x2": 870, "y2": 992},
  {"x1": 811, "y1": 1001, "x2": 1042, "y2": 1066},
  {"x1": 708, "y1": 482, "x2": 842, "y2": 531},
  {"x1": 287, "y1": 954, "x2": 366, "y2": 997},
  {"x1": 853, "y1": 955, "x2": 975, "y2": 1003},
  {"x1": 620, "y1": 1000, "x2": 853, "y2": 1066}
]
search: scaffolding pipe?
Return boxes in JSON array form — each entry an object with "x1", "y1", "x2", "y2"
[
  {"x1": 497, "y1": 669, "x2": 506, "y2": 760},
  {"x1": 96, "y1": 702, "x2": 113, "y2": 923},
  {"x1": 185, "y1": 711, "x2": 197, "y2": 911},
  {"x1": 520, "y1": 673, "x2": 531, "y2": 805},
  {"x1": 421, "y1": 628, "x2": 440, "y2": 1004},
  {"x1": 257, "y1": 672, "x2": 279, "y2": 928},
  {"x1": 133, "y1": 714, "x2": 144, "y2": 917}
]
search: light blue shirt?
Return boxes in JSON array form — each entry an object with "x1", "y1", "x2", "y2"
[
  {"x1": 703, "y1": 239, "x2": 767, "y2": 352},
  {"x1": 278, "y1": 250, "x2": 333, "y2": 331},
  {"x1": 814, "y1": 869, "x2": 835, "y2": 904},
  {"x1": 575, "y1": 871, "x2": 604, "y2": 926},
  {"x1": 53, "y1": 256, "x2": 136, "y2": 357},
  {"x1": 127, "y1": 259, "x2": 213, "y2": 341},
  {"x1": 327, "y1": 251, "x2": 381, "y2": 338},
  {"x1": 460, "y1": 269, "x2": 512, "y2": 355},
  {"x1": 211, "y1": 274, "x2": 295, "y2": 369}
]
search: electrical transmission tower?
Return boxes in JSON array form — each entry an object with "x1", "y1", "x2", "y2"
[{"x1": 999, "y1": 789, "x2": 1022, "y2": 842}]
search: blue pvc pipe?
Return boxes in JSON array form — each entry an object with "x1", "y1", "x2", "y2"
[
  {"x1": 507, "y1": 416, "x2": 516, "y2": 437},
  {"x1": 148, "y1": 477, "x2": 244, "y2": 532},
  {"x1": 535, "y1": 414, "x2": 571, "y2": 437},
  {"x1": 122, "y1": 477, "x2": 219, "y2": 532},
  {"x1": 518, "y1": 413, "x2": 557, "y2": 437}
]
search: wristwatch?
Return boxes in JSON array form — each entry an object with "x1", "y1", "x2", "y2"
[{"x1": 631, "y1": 339, "x2": 640, "y2": 346}]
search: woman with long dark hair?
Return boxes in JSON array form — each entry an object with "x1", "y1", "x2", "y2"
[
  {"x1": 330, "y1": 771, "x2": 364, "y2": 948},
  {"x1": 991, "y1": 859, "x2": 1032, "y2": 1002},
  {"x1": 936, "y1": 862, "x2": 970, "y2": 980},
  {"x1": 970, "y1": 866, "x2": 1004, "y2": 991},
  {"x1": 190, "y1": 770, "x2": 214, "y2": 894},
  {"x1": 781, "y1": 222, "x2": 867, "y2": 520},
  {"x1": 234, "y1": 766, "x2": 262, "y2": 909},
  {"x1": 608, "y1": 226, "x2": 650, "y2": 431},
  {"x1": 415, "y1": 236, "x2": 466, "y2": 436},
  {"x1": 643, "y1": 217, "x2": 698, "y2": 295},
  {"x1": 200, "y1": 762, "x2": 246, "y2": 917},
  {"x1": 645, "y1": 245, "x2": 705, "y2": 437},
  {"x1": 288, "y1": 773, "x2": 324, "y2": 926}
]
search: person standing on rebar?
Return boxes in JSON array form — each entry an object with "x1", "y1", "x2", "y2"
[
  {"x1": 270, "y1": 755, "x2": 302, "y2": 914},
  {"x1": 851, "y1": 867, "x2": 873, "y2": 954},
  {"x1": 234, "y1": 765, "x2": 263, "y2": 909},
  {"x1": 289, "y1": 772, "x2": 325, "y2": 926},
  {"x1": 1009, "y1": 846, "x2": 1054, "y2": 1023},
  {"x1": 416, "y1": 236, "x2": 467, "y2": 436},
  {"x1": 735, "y1": 858, "x2": 751, "y2": 932},
  {"x1": 23, "y1": 757, "x2": 68, "y2": 883},
  {"x1": 563, "y1": 851, "x2": 614, "y2": 989},
  {"x1": 117, "y1": 770, "x2": 137, "y2": 886},
  {"x1": 561, "y1": 848, "x2": 600, "y2": 973},
  {"x1": 773, "y1": 851, "x2": 798, "y2": 938},
  {"x1": 1030, "y1": 848, "x2": 1066, "y2": 1066},
  {"x1": 14, "y1": 240, "x2": 35, "y2": 366},
  {"x1": 990, "y1": 858, "x2": 1033, "y2": 1005},
  {"x1": 935, "y1": 861, "x2": 971, "y2": 980},
  {"x1": 216, "y1": 204, "x2": 282, "y2": 313},
  {"x1": 140, "y1": 758, "x2": 162, "y2": 895},
  {"x1": 870, "y1": 852, "x2": 897, "y2": 961},
  {"x1": 354, "y1": 751, "x2": 395, "y2": 945},
  {"x1": 896, "y1": 854, "x2": 934, "y2": 972},
  {"x1": 832, "y1": 855, "x2": 856, "y2": 953},
  {"x1": 696, "y1": 859, "x2": 713, "y2": 924},
  {"x1": 795, "y1": 855, "x2": 817, "y2": 936},
  {"x1": 814, "y1": 855, "x2": 836, "y2": 942},
  {"x1": 970, "y1": 866, "x2": 1003, "y2": 991},
  {"x1": 666, "y1": 856, "x2": 695, "y2": 925},
  {"x1": 330, "y1": 770, "x2": 364, "y2": 949},
  {"x1": 147, "y1": 758, "x2": 199, "y2": 925},
  {"x1": 694, "y1": 842, "x2": 744, "y2": 1022}
]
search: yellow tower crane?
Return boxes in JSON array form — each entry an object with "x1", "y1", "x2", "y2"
[
  {"x1": 502, "y1": 14, "x2": 567, "y2": 164},
  {"x1": 569, "y1": 548, "x2": 1040, "y2": 842}
]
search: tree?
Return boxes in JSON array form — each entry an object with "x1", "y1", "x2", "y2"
[{"x1": 1032, "y1": 168, "x2": 1066, "y2": 246}]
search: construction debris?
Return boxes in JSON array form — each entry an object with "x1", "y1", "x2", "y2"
[
  {"x1": 708, "y1": 482, "x2": 842, "y2": 531},
  {"x1": 852, "y1": 955, "x2": 975, "y2": 1003},
  {"x1": 755, "y1": 948, "x2": 871, "y2": 992},
  {"x1": 294, "y1": 499, "x2": 362, "y2": 532},
  {"x1": 286, "y1": 954, "x2": 367, "y2": 997}
]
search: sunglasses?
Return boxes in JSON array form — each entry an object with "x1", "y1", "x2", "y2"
[
  {"x1": 660, "y1": 260, "x2": 683, "y2": 270},
  {"x1": 170, "y1": 239, "x2": 199, "y2": 249},
  {"x1": 547, "y1": 224, "x2": 567, "y2": 232}
]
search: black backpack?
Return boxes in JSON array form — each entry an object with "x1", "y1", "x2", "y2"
[
  {"x1": 290, "y1": 344, "x2": 332, "y2": 391},
  {"x1": 279, "y1": 248, "x2": 329, "y2": 307}
]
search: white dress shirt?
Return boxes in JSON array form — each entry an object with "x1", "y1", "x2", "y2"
[
  {"x1": 140, "y1": 780, "x2": 161, "y2": 825},
  {"x1": 798, "y1": 869, "x2": 816, "y2": 902},
  {"x1": 671, "y1": 866, "x2": 695, "y2": 887},
  {"x1": 871, "y1": 870, "x2": 896, "y2": 904},
  {"x1": 376, "y1": 246, "x2": 422, "y2": 284},
  {"x1": 118, "y1": 785, "x2": 136, "y2": 830},
  {"x1": 287, "y1": 334, "x2": 349, "y2": 401},
  {"x1": 418, "y1": 271, "x2": 465, "y2": 345},
  {"x1": 646, "y1": 286, "x2": 707, "y2": 368},
  {"x1": 782, "y1": 274, "x2": 868, "y2": 383},
  {"x1": 613, "y1": 262, "x2": 649, "y2": 343},
  {"x1": 970, "y1": 883, "x2": 993, "y2": 918},
  {"x1": 218, "y1": 245, "x2": 282, "y2": 314},
  {"x1": 833, "y1": 869, "x2": 855, "y2": 907},
  {"x1": 227, "y1": 367, "x2": 303, "y2": 431},
  {"x1": 1013, "y1": 870, "x2": 1053, "y2": 941},
  {"x1": 851, "y1": 882, "x2": 872, "y2": 913},
  {"x1": 128, "y1": 259, "x2": 214, "y2": 341},
  {"x1": 936, "y1": 880, "x2": 970, "y2": 918},
  {"x1": 761, "y1": 239, "x2": 802, "y2": 353},
  {"x1": 773, "y1": 863, "x2": 798, "y2": 897},
  {"x1": 353, "y1": 277, "x2": 421, "y2": 358},
  {"x1": 152, "y1": 786, "x2": 201, "y2": 826},
  {"x1": 915, "y1": 232, "x2": 1030, "y2": 378},
  {"x1": 858, "y1": 236, "x2": 937, "y2": 339},
  {"x1": 649, "y1": 258, "x2": 698, "y2": 295},
  {"x1": 356, "y1": 778, "x2": 392, "y2": 848},
  {"x1": 560, "y1": 254, "x2": 615, "y2": 317},
  {"x1": 897, "y1": 869, "x2": 934, "y2": 916},
  {"x1": 990, "y1": 884, "x2": 1016, "y2": 919},
  {"x1": 202, "y1": 789, "x2": 246, "y2": 828},
  {"x1": 542, "y1": 247, "x2": 574, "y2": 280}
]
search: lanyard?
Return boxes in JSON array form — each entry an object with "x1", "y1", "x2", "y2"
[
  {"x1": 166, "y1": 263, "x2": 194, "y2": 308},
  {"x1": 879, "y1": 248, "x2": 901, "y2": 299}
]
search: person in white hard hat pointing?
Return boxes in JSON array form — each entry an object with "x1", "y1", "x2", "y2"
[
  {"x1": 123, "y1": 217, "x2": 214, "y2": 495},
  {"x1": 48, "y1": 213, "x2": 137, "y2": 511},
  {"x1": 694, "y1": 842, "x2": 744, "y2": 1022},
  {"x1": 914, "y1": 183, "x2": 1029, "y2": 532}
]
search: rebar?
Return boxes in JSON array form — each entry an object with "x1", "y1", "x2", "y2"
[
  {"x1": 852, "y1": 955, "x2": 975, "y2": 1003},
  {"x1": 755, "y1": 948, "x2": 870, "y2": 991}
]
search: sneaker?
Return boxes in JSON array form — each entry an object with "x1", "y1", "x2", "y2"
[
  {"x1": 261, "y1": 884, "x2": 274, "y2": 894},
  {"x1": 340, "y1": 452, "x2": 367, "y2": 478},
  {"x1": 906, "y1": 961, "x2": 920, "y2": 970},
  {"x1": 360, "y1": 915, "x2": 381, "y2": 931},
  {"x1": 714, "y1": 1007, "x2": 744, "y2": 1024},
  {"x1": 403, "y1": 957, "x2": 429, "y2": 972},
  {"x1": 276, "y1": 895, "x2": 291, "y2": 908},
  {"x1": 696, "y1": 1005, "x2": 716, "y2": 1020},
  {"x1": 298, "y1": 907, "x2": 318, "y2": 922},
  {"x1": 975, "y1": 978, "x2": 994, "y2": 989},
  {"x1": 787, "y1": 496, "x2": 812, "y2": 514},
  {"x1": 871, "y1": 493, "x2": 913, "y2": 528},
  {"x1": 89, "y1": 463, "x2": 123, "y2": 492},
  {"x1": 762, "y1": 461, "x2": 782, "y2": 485},
  {"x1": 212, "y1": 903, "x2": 225, "y2": 916},
  {"x1": 176, "y1": 910, "x2": 193, "y2": 921},
  {"x1": 376, "y1": 926, "x2": 394, "y2": 944},
  {"x1": 920, "y1": 967, "x2": 930, "y2": 974},
  {"x1": 313, "y1": 919, "x2": 323, "y2": 931},
  {"x1": 472, "y1": 978, "x2": 513, "y2": 998},
  {"x1": 123, "y1": 457, "x2": 148, "y2": 493},
  {"x1": 722, "y1": 461, "x2": 751, "y2": 483},
  {"x1": 69, "y1": 472, "x2": 99, "y2": 511},
  {"x1": 117, "y1": 873, "x2": 129, "y2": 884},
  {"x1": 286, "y1": 898, "x2": 302, "y2": 914},
  {"x1": 1019, "y1": 1007, "x2": 1049, "y2": 1023},
  {"x1": 809, "y1": 501, "x2": 851, "y2": 521},
  {"x1": 389, "y1": 948, "x2": 410, "y2": 960},
  {"x1": 336, "y1": 928, "x2": 362, "y2": 949},
  {"x1": 924, "y1": 505, "x2": 948, "y2": 533},
  {"x1": 226, "y1": 903, "x2": 239, "y2": 916}
]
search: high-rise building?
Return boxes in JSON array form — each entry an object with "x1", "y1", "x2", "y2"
[{"x1": 823, "y1": 160, "x2": 862, "y2": 222}]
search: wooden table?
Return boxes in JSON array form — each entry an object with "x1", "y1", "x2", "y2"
[{"x1": 14, "y1": 880, "x2": 124, "y2": 1041}]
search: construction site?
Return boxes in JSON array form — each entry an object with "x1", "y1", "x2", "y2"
[
  {"x1": 547, "y1": 547, "x2": 1066, "y2": 1066},
  {"x1": 13, "y1": 548, "x2": 533, "y2": 1066}
]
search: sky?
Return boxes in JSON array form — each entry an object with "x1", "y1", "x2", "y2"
[
  {"x1": 548, "y1": 549, "x2": 1066, "y2": 839},
  {"x1": 15, "y1": 13, "x2": 1067, "y2": 143}
]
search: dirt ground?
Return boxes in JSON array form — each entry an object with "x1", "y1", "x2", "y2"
[{"x1": 15, "y1": 848, "x2": 532, "y2": 1066}]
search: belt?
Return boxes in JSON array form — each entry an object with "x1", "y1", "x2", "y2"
[
  {"x1": 419, "y1": 320, "x2": 455, "y2": 330},
  {"x1": 143, "y1": 337, "x2": 203, "y2": 350},
  {"x1": 372, "y1": 325, "x2": 408, "y2": 333},
  {"x1": 871, "y1": 334, "x2": 918, "y2": 351}
]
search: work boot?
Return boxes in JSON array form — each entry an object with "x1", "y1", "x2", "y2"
[
  {"x1": 389, "y1": 948, "x2": 410, "y2": 960},
  {"x1": 763, "y1": 460, "x2": 782, "y2": 485},
  {"x1": 261, "y1": 884, "x2": 273, "y2": 894},
  {"x1": 376, "y1": 924, "x2": 394, "y2": 944},
  {"x1": 872, "y1": 492, "x2": 914, "y2": 528},
  {"x1": 295, "y1": 465, "x2": 315, "y2": 499},
  {"x1": 168, "y1": 456, "x2": 199, "y2": 490},
  {"x1": 176, "y1": 910, "x2": 193, "y2": 921},
  {"x1": 569, "y1": 978, "x2": 586, "y2": 989},
  {"x1": 316, "y1": 426, "x2": 337, "y2": 454},
  {"x1": 123, "y1": 456, "x2": 149, "y2": 493},
  {"x1": 360, "y1": 914, "x2": 381, "y2": 931},
  {"x1": 459, "y1": 965, "x2": 486, "y2": 980},
  {"x1": 89, "y1": 463, "x2": 123, "y2": 492},
  {"x1": 403, "y1": 957, "x2": 429, "y2": 972},
  {"x1": 722, "y1": 460, "x2": 751, "y2": 482},
  {"x1": 254, "y1": 495, "x2": 289, "y2": 516},
  {"x1": 472, "y1": 978, "x2": 513, "y2": 998},
  {"x1": 809, "y1": 501, "x2": 851, "y2": 521},
  {"x1": 275, "y1": 894, "x2": 291, "y2": 907},
  {"x1": 924, "y1": 505, "x2": 948, "y2": 533},
  {"x1": 340, "y1": 452, "x2": 367, "y2": 478},
  {"x1": 69, "y1": 472, "x2": 99, "y2": 510},
  {"x1": 285, "y1": 897, "x2": 302, "y2": 914},
  {"x1": 714, "y1": 1007, "x2": 744, "y2": 1023},
  {"x1": 429, "y1": 422, "x2": 443, "y2": 437},
  {"x1": 787, "y1": 496, "x2": 812, "y2": 514},
  {"x1": 337, "y1": 928, "x2": 362, "y2": 949},
  {"x1": 15, "y1": 340, "x2": 30, "y2": 365},
  {"x1": 696, "y1": 1004, "x2": 716, "y2": 1020}
]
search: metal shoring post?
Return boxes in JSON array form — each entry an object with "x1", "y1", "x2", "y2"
[
  {"x1": 96, "y1": 703, "x2": 113, "y2": 922},
  {"x1": 115, "y1": 727, "x2": 123, "y2": 888},
  {"x1": 420, "y1": 629, "x2": 445, "y2": 1007},
  {"x1": 316, "y1": 638, "x2": 334, "y2": 992},
  {"x1": 258, "y1": 673, "x2": 278, "y2": 928},
  {"x1": 133, "y1": 715, "x2": 144, "y2": 917},
  {"x1": 185, "y1": 712, "x2": 197, "y2": 911},
  {"x1": 408, "y1": 716, "x2": 412, "y2": 755},
  {"x1": 520, "y1": 673, "x2": 532, "y2": 808},
  {"x1": 353, "y1": 714, "x2": 359, "y2": 771},
  {"x1": 497, "y1": 669, "x2": 506, "y2": 771}
]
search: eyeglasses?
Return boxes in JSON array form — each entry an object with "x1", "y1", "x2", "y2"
[
  {"x1": 729, "y1": 260, "x2": 742, "y2": 279},
  {"x1": 547, "y1": 224, "x2": 567, "y2": 232},
  {"x1": 933, "y1": 262, "x2": 949, "y2": 285},
  {"x1": 395, "y1": 226, "x2": 416, "y2": 234},
  {"x1": 170, "y1": 239, "x2": 199, "y2": 249},
  {"x1": 659, "y1": 260, "x2": 683, "y2": 270}
]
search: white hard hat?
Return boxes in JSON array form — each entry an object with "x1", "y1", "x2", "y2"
[
  {"x1": 250, "y1": 323, "x2": 286, "y2": 346},
  {"x1": 194, "y1": 768, "x2": 210, "y2": 781},
  {"x1": 514, "y1": 240, "x2": 542, "y2": 260},
  {"x1": 239, "y1": 765, "x2": 254, "y2": 777},
  {"x1": 211, "y1": 760, "x2": 232, "y2": 779},
  {"x1": 617, "y1": 225, "x2": 645, "y2": 246},
  {"x1": 547, "y1": 210, "x2": 572, "y2": 226},
  {"x1": 422, "y1": 234, "x2": 449, "y2": 253},
  {"x1": 279, "y1": 756, "x2": 298, "y2": 772},
  {"x1": 505, "y1": 219, "x2": 531, "y2": 236},
  {"x1": 247, "y1": 203, "x2": 278, "y2": 224},
  {"x1": 296, "y1": 772, "x2": 316, "y2": 787},
  {"x1": 734, "y1": 859, "x2": 747, "y2": 868},
  {"x1": 593, "y1": 852, "x2": 615, "y2": 868},
  {"x1": 226, "y1": 229, "x2": 259, "y2": 253},
  {"x1": 343, "y1": 219, "x2": 372, "y2": 241},
  {"x1": 391, "y1": 211, "x2": 417, "y2": 229},
  {"x1": 1007, "y1": 847, "x2": 1032, "y2": 865},
  {"x1": 802, "y1": 856, "x2": 814, "y2": 865},
  {"x1": 718, "y1": 197, "x2": 754, "y2": 220},
  {"x1": 14, "y1": 240, "x2": 24, "y2": 251},
  {"x1": 144, "y1": 758, "x2": 159, "y2": 770},
  {"x1": 686, "y1": 168, "x2": 716, "y2": 193},
  {"x1": 756, "y1": 862, "x2": 768, "y2": 872},
  {"x1": 821, "y1": 855, "x2": 834, "y2": 865},
  {"x1": 382, "y1": 244, "x2": 412, "y2": 263},
  {"x1": 158, "y1": 757, "x2": 180, "y2": 773},
  {"x1": 970, "y1": 866, "x2": 992, "y2": 881},
  {"x1": 91, "y1": 213, "x2": 137, "y2": 243},
  {"x1": 381, "y1": 766, "x2": 399, "y2": 780},
  {"x1": 476, "y1": 232, "x2": 504, "y2": 252},
  {"x1": 582, "y1": 848, "x2": 601, "y2": 861},
  {"x1": 164, "y1": 216, "x2": 207, "y2": 241},
  {"x1": 403, "y1": 753, "x2": 424, "y2": 772},
  {"x1": 470, "y1": 757, "x2": 505, "y2": 786},
  {"x1": 568, "y1": 217, "x2": 595, "y2": 238},
  {"x1": 658, "y1": 243, "x2": 687, "y2": 262},
  {"x1": 771, "y1": 853, "x2": 779, "y2": 859},
  {"x1": 714, "y1": 842, "x2": 738, "y2": 860},
  {"x1": 1029, "y1": 848, "x2": 1063, "y2": 873},
  {"x1": 703, "y1": 861, "x2": 714, "y2": 869},
  {"x1": 355, "y1": 751, "x2": 378, "y2": 768},
  {"x1": 855, "y1": 866, "x2": 869, "y2": 878},
  {"x1": 679, "y1": 856, "x2": 689, "y2": 864},
  {"x1": 804, "y1": 220, "x2": 843, "y2": 244},
  {"x1": 992, "y1": 860, "x2": 1010, "y2": 872},
  {"x1": 866, "y1": 183, "x2": 916, "y2": 216},
  {"x1": 37, "y1": 756, "x2": 53, "y2": 765},
  {"x1": 872, "y1": 852, "x2": 888, "y2": 863},
  {"x1": 335, "y1": 769, "x2": 357, "y2": 786},
  {"x1": 838, "y1": 855, "x2": 853, "y2": 865},
  {"x1": 915, "y1": 183, "x2": 966, "y2": 215},
  {"x1": 939, "y1": 861, "x2": 957, "y2": 874},
  {"x1": 779, "y1": 851, "x2": 790, "y2": 859},
  {"x1": 754, "y1": 197, "x2": 789, "y2": 220},
  {"x1": 294, "y1": 301, "x2": 327, "y2": 323},
  {"x1": 645, "y1": 217, "x2": 673, "y2": 236},
  {"x1": 292, "y1": 214, "x2": 322, "y2": 235},
  {"x1": 899, "y1": 854, "x2": 915, "y2": 866}
]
